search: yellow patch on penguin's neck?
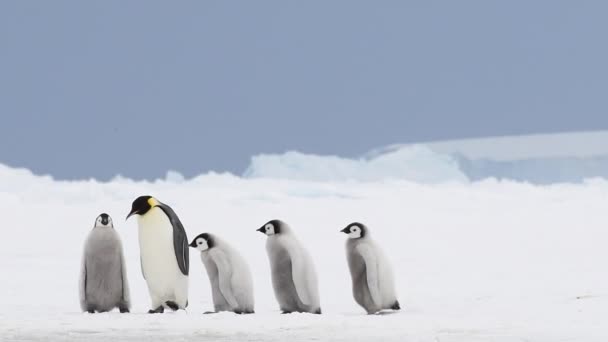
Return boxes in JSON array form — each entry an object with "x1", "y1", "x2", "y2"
[{"x1": 148, "y1": 197, "x2": 160, "y2": 207}]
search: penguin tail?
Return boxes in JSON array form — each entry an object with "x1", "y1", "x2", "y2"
[{"x1": 391, "y1": 301, "x2": 401, "y2": 310}]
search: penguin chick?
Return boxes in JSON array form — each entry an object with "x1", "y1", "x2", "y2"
[
  {"x1": 257, "y1": 220, "x2": 321, "y2": 314},
  {"x1": 79, "y1": 213, "x2": 130, "y2": 313},
  {"x1": 189, "y1": 233, "x2": 255, "y2": 314},
  {"x1": 341, "y1": 222, "x2": 400, "y2": 314}
]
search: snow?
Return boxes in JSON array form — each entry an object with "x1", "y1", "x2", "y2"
[
  {"x1": 244, "y1": 131, "x2": 608, "y2": 184},
  {"x1": 244, "y1": 146, "x2": 468, "y2": 184},
  {"x1": 424, "y1": 130, "x2": 608, "y2": 161},
  {"x1": 0, "y1": 167, "x2": 607, "y2": 341}
]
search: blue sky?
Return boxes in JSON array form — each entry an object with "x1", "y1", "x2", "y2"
[{"x1": 1, "y1": 1, "x2": 607, "y2": 180}]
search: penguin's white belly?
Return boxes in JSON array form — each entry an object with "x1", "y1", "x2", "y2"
[{"x1": 138, "y1": 209, "x2": 186, "y2": 304}]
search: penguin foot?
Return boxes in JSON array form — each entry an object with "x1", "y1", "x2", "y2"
[
  {"x1": 87, "y1": 310, "x2": 95, "y2": 314},
  {"x1": 314, "y1": 308, "x2": 322, "y2": 315},
  {"x1": 203, "y1": 311, "x2": 217, "y2": 315},
  {"x1": 148, "y1": 306, "x2": 165, "y2": 314},
  {"x1": 165, "y1": 301, "x2": 179, "y2": 311},
  {"x1": 234, "y1": 310, "x2": 254, "y2": 315},
  {"x1": 281, "y1": 311, "x2": 292, "y2": 314},
  {"x1": 119, "y1": 307, "x2": 130, "y2": 313},
  {"x1": 391, "y1": 301, "x2": 401, "y2": 310}
]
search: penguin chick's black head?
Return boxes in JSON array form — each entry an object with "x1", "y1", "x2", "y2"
[
  {"x1": 95, "y1": 213, "x2": 112, "y2": 227},
  {"x1": 189, "y1": 233, "x2": 214, "y2": 250},
  {"x1": 126, "y1": 195, "x2": 157, "y2": 220},
  {"x1": 341, "y1": 222, "x2": 366, "y2": 238},
  {"x1": 257, "y1": 219, "x2": 282, "y2": 235}
]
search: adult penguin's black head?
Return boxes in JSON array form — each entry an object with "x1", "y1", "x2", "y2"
[{"x1": 126, "y1": 195, "x2": 158, "y2": 220}]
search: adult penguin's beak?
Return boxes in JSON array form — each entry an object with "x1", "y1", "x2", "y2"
[{"x1": 126, "y1": 209, "x2": 138, "y2": 220}]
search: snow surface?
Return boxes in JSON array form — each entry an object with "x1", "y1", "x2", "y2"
[{"x1": 0, "y1": 165, "x2": 607, "y2": 341}]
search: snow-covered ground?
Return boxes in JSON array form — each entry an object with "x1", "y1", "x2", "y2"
[{"x1": 0, "y1": 166, "x2": 607, "y2": 341}]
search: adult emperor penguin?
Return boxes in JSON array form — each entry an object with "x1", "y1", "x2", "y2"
[
  {"x1": 127, "y1": 196, "x2": 189, "y2": 313},
  {"x1": 257, "y1": 219, "x2": 321, "y2": 314},
  {"x1": 189, "y1": 233, "x2": 255, "y2": 314},
  {"x1": 79, "y1": 213, "x2": 130, "y2": 313},
  {"x1": 341, "y1": 222, "x2": 400, "y2": 314}
]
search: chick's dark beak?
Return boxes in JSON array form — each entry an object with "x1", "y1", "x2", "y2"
[
  {"x1": 340, "y1": 227, "x2": 350, "y2": 234},
  {"x1": 101, "y1": 217, "x2": 109, "y2": 225},
  {"x1": 256, "y1": 226, "x2": 265, "y2": 233},
  {"x1": 189, "y1": 241, "x2": 197, "y2": 248}
]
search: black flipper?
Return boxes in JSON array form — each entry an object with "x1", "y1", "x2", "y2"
[{"x1": 158, "y1": 203, "x2": 189, "y2": 276}]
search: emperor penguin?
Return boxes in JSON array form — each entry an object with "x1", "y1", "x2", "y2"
[
  {"x1": 341, "y1": 222, "x2": 400, "y2": 314},
  {"x1": 257, "y1": 220, "x2": 321, "y2": 314},
  {"x1": 189, "y1": 233, "x2": 255, "y2": 314},
  {"x1": 79, "y1": 213, "x2": 130, "y2": 313},
  {"x1": 127, "y1": 196, "x2": 189, "y2": 313}
]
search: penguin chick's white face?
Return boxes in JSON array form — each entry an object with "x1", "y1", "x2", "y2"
[
  {"x1": 263, "y1": 223, "x2": 275, "y2": 235},
  {"x1": 95, "y1": 213, "x2": 113, "y2": 228},
  {"x1": 189, "y1": 233, "x2": 213, "y2": 252},
  {"x1": 257, "y1": 220, "x2": 280, "y2": 236},
  {"x1": 341, "y1": 222, "x2": 365, "y2": 239}
]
